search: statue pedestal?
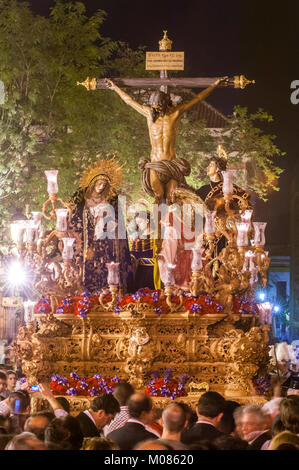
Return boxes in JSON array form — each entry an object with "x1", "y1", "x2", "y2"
[{"x1": 16, "y1": 305, "x2": 270, "y2": 399}]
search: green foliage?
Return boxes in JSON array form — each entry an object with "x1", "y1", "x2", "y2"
[{"x1": 177, "y1": 105, "x2": 285, "y2": 200}]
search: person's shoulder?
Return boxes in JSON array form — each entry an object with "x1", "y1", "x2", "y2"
[
  {"x1": 107, "y1": 421, "x2": 129, "y2": 437},
  {"x1": 158, "y1": 438, "x2": 188, "y2": 450},
  {"x1": 75, "y1": 411, "x2": 91, "y2": 424},
  {"x1": 143, "y1": 428, "x2": 158, "y2": 439}
]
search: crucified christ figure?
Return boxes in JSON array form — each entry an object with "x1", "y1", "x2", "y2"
[{"x1": 105, "y1": 76, "x2": 229, "y2": 203}]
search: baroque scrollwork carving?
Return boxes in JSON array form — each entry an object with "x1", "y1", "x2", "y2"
[{"x1": 16, "y1": 311, "x2": 269, "y2": 398}]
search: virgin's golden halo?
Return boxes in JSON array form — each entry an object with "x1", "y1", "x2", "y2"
[{"x1": 79, "y1": 155, "x2": 124, "y2": 192}]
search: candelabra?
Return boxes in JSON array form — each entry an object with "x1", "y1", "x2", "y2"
[
  {"x1": 10, "y1": 170, "x2": 83, "y2": 313},
  {"x1": 188, "y1": 168, "x2": 270, "y2": 313}
]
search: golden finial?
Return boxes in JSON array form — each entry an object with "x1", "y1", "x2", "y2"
[
  {"x1": 159, "y1": 30, "x2": 172, "y2": 51},
  {"x1": 76, "y1": 77, "x2": 97, "y2": 91},
  {"x1": 217, "y1": 144, "x2": 229, "y2": 163},
  {"x1": 234, "y1": 75, "x2": 255, "y2": 89}
]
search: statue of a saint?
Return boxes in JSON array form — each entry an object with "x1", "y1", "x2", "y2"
[
  {"x1": 105, "y1": 77, "x2": 229, "y2": 202},
  {"x1": 69, "y1": 157, "x2": 133, "y2": 293},
  {"x1": 196, "y1": 145, "x2": 251, "y2": 211},
  {"x1": 195, "y1": 145, "x2": 251, "y2": 270}
]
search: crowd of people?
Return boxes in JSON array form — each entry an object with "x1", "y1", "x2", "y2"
[{"x1": 0, "y1": 365, "x2": 298, "y2": 451}]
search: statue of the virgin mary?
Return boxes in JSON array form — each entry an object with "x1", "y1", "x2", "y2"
[{"x1": 69, "y1": 156, "x2": 133, "y2": 293}]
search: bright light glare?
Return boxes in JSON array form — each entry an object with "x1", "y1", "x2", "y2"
[
  {"x1": 7, "y1": 261, "x2": 28, "y2": 287},
  {"x1": 274, "y1": 305, "x2": 280, "y2": 313},
  {"x1": 259, "y1": 292, "x2": 265, "y2": 301}
]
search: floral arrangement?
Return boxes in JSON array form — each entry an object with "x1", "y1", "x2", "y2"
[
  {"x1": 50, "y1": 373, "x2": 122, "y2": 397},
  {"x1": 145, "y1": 369, "x2": 188, "y2": 399},
  {"x1": 35, "y1": 288, "x2": 258, "y2": 318},
  {"x1": 252, "y1": 373, "x2": 271, "y2": 396},
  {"x1": 34, "y1": 297, "x2": 52, "y2": 314}
]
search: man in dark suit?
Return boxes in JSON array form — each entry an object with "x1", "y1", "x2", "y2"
[
  {"x1": 76, "y1": 394, "x2": 120, "y2": 438},
  {"x1": 107, "y1": 393, "x2": 157, "y2": 450},
  {"x1": 181, "y1": 392, "x2": 226, "y2": 445}
]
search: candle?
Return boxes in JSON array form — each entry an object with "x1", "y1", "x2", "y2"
[
  {"x1": 62, "y1": 237, "x2": 75, "y2": 260},
  {"x1": 106, "y1": 262, "x2": 120, "y2": 285},
  {"x1": 23, "y1": 300, "x2": 36, "y2": 323},
  {"x1": 32, "y1": 211, "x2": 43, "y2": 228},
  {"x1": 25, "y1": 220, "x2": 38, "y2": 243},
  {"x1": 242, "y1": 250, "x2": 254, "y2": 271},
  {"x1": 257, "y1": 302, "x2": 273, "y2": 326},
  {"x1": 221, "y1": 170, "x2": 235, "y2": 195},
  {"x1": 55, "y1": 208, "x2": 69, "y2": 232},
  {"x1": 253, "y1": 222, "x2": 267, "y2": 246},
  {"x1": 191, "y1": 247, "x2": 204, "y2": 271},
  {"x1": 48, "y1": 262, "x2": 58, "y2": 280},
  {"x1": 204, "y1": 210, "x2": 216, "y2": 235},
  {"x1": 240, "y1": 209, "x2": 253, "y2": 223},
  {"x1": 164, "y1": 264, "x2": 176, "y2": 286},
  {"x1": 236, "y1": 222, "x2": 250, "y2": 247},
  {"x1": 249, "y1": 265, "x2": 258, "y2": 286},
  {"x1": 45, "y1": 170, "x2": 58, "y2": 195},
  {"x1": 10, "y1": 221, "x2": 27, "y2": 243}
]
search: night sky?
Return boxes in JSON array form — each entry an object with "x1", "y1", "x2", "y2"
[{"x1": 21, "y1": 0, "x2": 299, "y2": 247}]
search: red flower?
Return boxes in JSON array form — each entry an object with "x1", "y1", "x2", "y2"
[
  {"x1": 50, "y1": 382, "x2": 68, "y2": 395},
  {"x1": 34, "y1": 298, "x2": 52, "y2": 315}
]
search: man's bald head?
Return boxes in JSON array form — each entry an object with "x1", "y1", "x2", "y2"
[
  {"x1": 128, "y1": 393, "x2": 152, "y2": 422},
  {"x1": 162, "y1": 404, "x2": 186, "y2": 433},
  {"x1": 24, "y1": 413, "x2": 54, "y2": 441}
]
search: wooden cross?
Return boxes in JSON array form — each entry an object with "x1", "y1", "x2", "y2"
[
  {"x1": 77, "y1": 31, "x2": 255, "y2": 92},
  {"x1": 77, "y1": 31, "x2": 255, "y2": 203}
]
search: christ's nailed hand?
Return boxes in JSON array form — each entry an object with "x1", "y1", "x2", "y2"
[
  {"x1": 105, "y1": 78, "x2": 115, "y2": 89},
  {"x1": 214, "y1": 76, "x2": 230, "y2": 87}
]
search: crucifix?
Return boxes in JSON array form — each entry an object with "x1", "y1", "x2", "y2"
[{"x1": 78, "y1": 31, "x2": 255, "y2": 203}]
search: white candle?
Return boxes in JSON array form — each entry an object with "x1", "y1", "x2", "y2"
[
  {"x1": 242, "y1": 250, "x2": 252, "y2": 271},
  {"x1": 24, "y1": 220, "x2": 38, "y2": 243},
  {"x1": 45, "y1": 170, "x2": 58, "y2": 195},
  {"x1": 32, "y1": 211, "x2": 43, "y2": 231},
  {"x1": 257, "y1": 302, "x2": 273, "y2": 326},
  {"x1": 240, "y1": 209, "x2": 253, "y2": 223},
  {"x1": 236, "y1": 222, "x2": 250, "y2": 247},
  {"x1": 221, "y1": 170, "x2": 235, "y2": 195},
  {"x1": 253, "y1": 222, "x2": 267, "y2": 246},
  {"x1": 23, "y1": 300, "x2": 36, "y2": 323},
  {"x1": 191, "y1": 247, "x2": 204, "y2": 271},
  {"x1": 10, "y1": 221, "x2": 26, "y2": 243},
  {"x1": 25, "y1": 226, "x2": 37, "y2": 243},
  {"x1": 250, "y1": 265, "x2": 258, "y2": 286},
  {"x1": 55, "y1": 208, "x2": 69, "y2": 232},
  {"x1": 62, "y1": 237, "x2": 75, "y2": 260},
  {"x1": 204, "y1": 210, "x2": 216, "y2": 235},
  {"x1": 164, "y1": 264, "x2": 176, "y2": 286},
  {"x1": 106, "y1": 262, "x2": 120, "y2": 285}
]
